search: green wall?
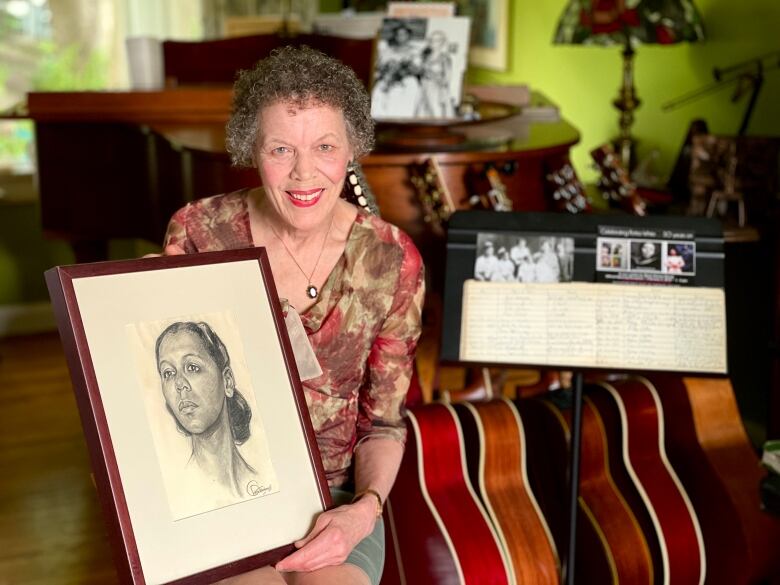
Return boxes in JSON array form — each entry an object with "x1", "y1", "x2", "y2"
[
  {"x1": 469, "y1": 0, "x2": 780, "y2": 182},
  {"x1": 2, "y1": 0, "x2": 778, "y2": 307}
]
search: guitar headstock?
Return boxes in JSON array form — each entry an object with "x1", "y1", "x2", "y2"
[
  {"x1": 544, "y1": 158, "x2": 590, "y2": 214},
  {"x1": 410, "y1": 157, "x2": 457, "y2": 235},
  {"x1": 590, "y1": 144, "x2": 646, "y2": 216},
  {"x1": 484, "y1": 167, "x2": 513, "y2": 212},
  {"x1": 467, "y1": 164, "x2": 513, "y2": 212}
]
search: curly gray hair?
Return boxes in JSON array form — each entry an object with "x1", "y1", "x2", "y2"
[{"x1": 226, "y1": 45, "x2": 375, "y2": 167}]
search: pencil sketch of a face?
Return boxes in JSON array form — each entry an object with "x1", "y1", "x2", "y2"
[
  {"x1": 156, "y1": 322, "x2": 257, "y2": 498},
  {"x1": 127, "y1": 312, "x2": 279, "y2": 521}
]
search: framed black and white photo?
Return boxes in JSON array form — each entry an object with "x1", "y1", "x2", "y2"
[
  {"x1": 371, "y1": 16, "x2": 471, "y2": 120},
  {"x1": 45, "y1": 248, "x2": 330, "y2": 585}
]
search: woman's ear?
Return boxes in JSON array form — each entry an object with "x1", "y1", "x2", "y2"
[{"x1": 223, "y1": 368, "x2": 235, "y2": 397}]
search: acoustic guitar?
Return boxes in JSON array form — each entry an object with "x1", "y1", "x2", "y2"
[
  {"x1": 648, "y1": 374, "x2": 780, "y2": 585},
  {"x1": 587, "y1": 377, "x2": 706, "y2": 585},
  {"x1": 453, "y1": 398, "x2": 560, "y2": 585},
  {"x1": 383, "y1": 402, "x2": 513, "y2": 585},
  {"x1": 519, "y1": 391, "x2": 654, "y2": 585}
]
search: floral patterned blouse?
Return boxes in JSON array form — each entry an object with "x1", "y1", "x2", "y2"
[{"x1": 163, "y1": 189, "x2": 425, "y2": 487}]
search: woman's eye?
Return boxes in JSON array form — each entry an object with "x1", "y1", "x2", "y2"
[
  {"x1": 272, "y1": 146, "x2": 291, "y2": 155},
  {"x1": 318, "y1": 144, "x2": 334, "y2": 152},
  {"x1": 185, "y1": 363, "x2": 200, "y2": 373},
  {"x1": 161, "y1": 369, "x2": 175, "y2": 380}
]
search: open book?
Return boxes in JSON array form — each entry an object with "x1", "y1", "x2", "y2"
[{"x1": 460, "y1": 280, "x2": 726, "y2": 374}]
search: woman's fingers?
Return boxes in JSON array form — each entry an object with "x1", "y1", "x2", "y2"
[
  {"x1": 275, "y1": 503, "x2": 375, "y2": 573},
  {"x1": 293, "y1": 512, "x2": 331, "y2": 549},
  {"x1": 141, "y1": 244, "x2": 185, "y2": 259},
  {"x1": 164, "y1": 243, "x2": 186, "y2": 255},
  {"x1": 276, "y1": 528, "x2": 337, "y2": 573}
]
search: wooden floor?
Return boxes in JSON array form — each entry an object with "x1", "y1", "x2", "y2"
[{"x1": 0, "y1": 332, "x2": 118, "y2": 584}]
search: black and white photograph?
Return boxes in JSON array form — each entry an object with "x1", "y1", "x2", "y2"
[
  {"x1": 370, "y1": 16, "x2": 471, "y2": 119},
  {"x1": 474, "y1": 232, "x2": 575, "y2": 283},
  {"x1": 664, "y1": 242, "x2": 696, "y2": 274},
  {"x1": 128, "y1": 311, "x2": 279, "y2": 521},
  {"x1": 630, "y1": 240, "x2": 663, "y2": 271}
]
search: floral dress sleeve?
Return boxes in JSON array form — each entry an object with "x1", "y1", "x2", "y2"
[
  {"x1": 161, "y1": 191, "x2": 252, "y2": 253},
  {"x1": 356, "y1": 230, "x2": 425, "y2": 447},
  {"x1": 163, "y1": 205, "x2": 199, "y2": 253}
]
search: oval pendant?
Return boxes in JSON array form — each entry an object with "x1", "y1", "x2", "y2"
[{"x1": 306, "y1": 285, "x2": 318, "y2": 299}]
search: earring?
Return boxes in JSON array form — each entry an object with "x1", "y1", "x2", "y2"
[{"x1": 345, "y1": 163, "x2": 370, "y2": 210}]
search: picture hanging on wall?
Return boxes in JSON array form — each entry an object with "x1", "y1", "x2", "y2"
[{"x1": 457, "y1": 0, "x2": 509, "y2": 71}]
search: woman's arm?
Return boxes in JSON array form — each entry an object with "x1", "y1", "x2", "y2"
[{"x1": 274, "y1": 438, "x2": 403, "y2": 574}]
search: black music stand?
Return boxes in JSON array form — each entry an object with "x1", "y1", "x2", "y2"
[{"x1": 440, "y1": 210, "x2": 726, "y2": 584}]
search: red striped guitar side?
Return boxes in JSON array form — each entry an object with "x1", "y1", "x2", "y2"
[
  {"x1": 383, "y1": 403, "x2": 513, "y2": 585},
  {"x1": 520, "y1": 393, "x2": 654, "y2": 584},
  {"x1": 588, "y1": 377, "x2": 706, "y2": 585},
  {"x1": 649, "y1": 375, "x2": 780, "y2": 584},
  {"x1": 454, "y1": 398, "x2": 560, "y2": 585}
]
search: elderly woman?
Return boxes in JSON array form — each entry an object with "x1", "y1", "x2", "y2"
[{"x1": 162, "y1": 46, "x2": 424, "y2": 585}]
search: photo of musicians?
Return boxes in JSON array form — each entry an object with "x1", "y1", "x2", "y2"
[{"x1": 474, "y1": 232, "x2": 575, "y2": 283}]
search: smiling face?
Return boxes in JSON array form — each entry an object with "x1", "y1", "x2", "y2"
[
  {"x1": 641, "y1": 242, "x2": 656, "y2": 258},
  {"x1": 254, "y1": 101, "x2": 353, "y2": 234},
  {"x1": 157, "y1": 329, "x2": 232, "y2": 436}
]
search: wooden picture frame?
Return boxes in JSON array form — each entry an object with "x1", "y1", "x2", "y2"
[
  {"x1": 45, "y1": 248, "x2": 331, "y2": 584},
  {"x1": 459, "y1": 0, "x2": 509, "y2": 71}
]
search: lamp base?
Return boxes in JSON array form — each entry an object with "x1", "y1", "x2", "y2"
[{"x1": 613, "y1": 42, "x2": 640, "y2": 171}]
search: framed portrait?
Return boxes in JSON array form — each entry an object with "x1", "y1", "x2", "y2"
[
  {"x1": 458, "y1": 0, "x2": 509, "y2": 71},
  {"x1": 45, "y1": 248, "x2": 331, "y2": 584}
]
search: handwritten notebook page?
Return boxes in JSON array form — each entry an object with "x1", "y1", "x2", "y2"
[{"x1": 460, "y1": 281, "x2": 726, "y2": 374}]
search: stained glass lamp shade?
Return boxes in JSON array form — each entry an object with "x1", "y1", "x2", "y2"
[{"x1": 554, "y1": 0, "x2": 705, "y2": 167}]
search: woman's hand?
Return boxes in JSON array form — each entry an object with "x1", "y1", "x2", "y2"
[
  {"x1": 274, "y1": 497, "x2": 377, "y2": 574},
  {"x1": 142, "y1": 243, "x2": 186, "y2": 258}
]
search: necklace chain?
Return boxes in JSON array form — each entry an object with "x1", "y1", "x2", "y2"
[{"x1": 269, "y1": 215, "x2": 334, "y2": 300}]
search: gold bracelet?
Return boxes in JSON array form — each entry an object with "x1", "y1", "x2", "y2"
[{"x1": 351, "y1": 488, "x2": 383, "y2": 518}]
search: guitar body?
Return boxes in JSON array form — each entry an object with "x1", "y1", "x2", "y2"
[
  {"x1": 649, "y1": 375, "x2": 780, "y2": 585},
  {"x1": 383, "y1": 403, "x2": 512, "y2": 585},
  {"x1": 587, "y1": 377, "x2": 706, "y2": 585},
  {"x1": 453, "y1": 399, "x2": 560, "y2": 585},
  {"x1": 520, "y1": 393, "x2": 654, "y2": 584}
]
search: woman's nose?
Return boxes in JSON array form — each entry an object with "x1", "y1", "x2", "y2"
[
  {"x1": 175, "y1": 373, "x2": 189, "y2": 393},
  {"x1": 291, "y1": 152, "x2": 316, "y2": 181}
]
